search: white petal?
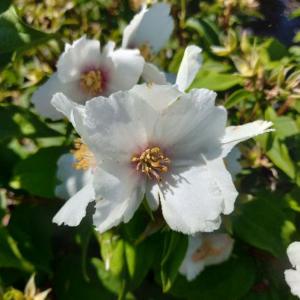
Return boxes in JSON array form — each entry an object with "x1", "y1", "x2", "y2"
[
  {"x1": 92, "y1": 164, "x2": 145, "y2": 232},
  {"x1": 142, "y1": 62, "x2": 168, "y2": 84},
  {"x1": 34, "y1": 289, "x2": 51, "y2": 300},
  {"x1": 287, "y1": 242, "x2": 300, "y2": 269},
  {"x1": 160, "y1": 160, "x2": 233, "y2": 234},
  {"x1": 106, "y1": 48, "x2": 144, "y2": 94},
  {"x1": 51, "y1": 92, "x2": 86, "y2": 137},
  {"x1": 70, "y1": 90, "x2": 159, "y2": 163},
  {"x1": 179, "y1": 234, "x2": 205, "y2": 281},
  {"x1": 57, "y1": 36, "x2": 102, "y2": 82},
  {"x1": 103, "y1": 40, "x2": 116, "y2": 56},
  {"x1": 31, "y1": 74, "x2": 64, "y2": 120},
  {"x1": 24, "y1": 274, "x2": 36, "y2": 298},
  {"x1": 285, "y1": 269, "x2": 300, "y2": 298},
  {"x1": 55, "y1": 153, "x2": 93, "y2": 200},
  {"x1": 204, "y1": 158, "x2": 238, "y2": 215},
  {"x1": 176, "y1": 45, "x2": 202, "y2": 92},
  {"x1": 225, "y1": 148, "x2": 242, "y2": 179},
  {"x1": 122, "y1": 3, "x2": 174, "y2": 53},
  {"x1": 53, "y1": 182, "x2": 95, "y2": 226},
  {"x1": 145, "y1": 182, "x2": 161, "y2": 210},
  {"x1": 153, "y1": 89, "x2": 226, "y2": 161},
  {"x1": 131, "y1": 83, "x2": 181, "y2": 112},
  {"x1": 221, "y1": 120, "x2": 274, "y2": 157}
]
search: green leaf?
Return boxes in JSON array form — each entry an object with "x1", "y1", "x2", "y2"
[
  {"x1": 160, "y1": 231, "x2": 188, "y2": 293},
  {"x1": 189, "y1": 70, "x2": 243, "y2": 91},
  {"x1": 7, "y1": 204, "x2": 54, "y2": 273},
  {"x1": 0, "y1": 6, "x2": 54, "y2": 56},
  {"x1": 170, "y1": 254, "x2": 256, "y2": 300},
  {"x1": 0, "y1": 227, "x2": 33, "y2": 272},
  {"x1": 225, "y1": 89, "x2": 255, "y2": 108},
  {"x1": 0, "y1": 105, "x2": 62, "y2": 141},
  {"x1": 92, "y1": 258, "x2": 135, "y2": 300},
  {"x1": 55, "y1": 255, "x2": 116, "y2": 300},
  {"x1": 233, "y1": 197, "x2": 286, "y2": 257},
  {"x1": 273, "y1": 117, "x2": 299, "y2": 139},
  {"x1": 256, "y1": 134, "x2": 296, "y2": 181},
  {"x1": 0, "y1": 0, "x2": 11, "y2": 14},
  {"x1": 10, "y1": 146, "x2": 66, "y2": 198}
]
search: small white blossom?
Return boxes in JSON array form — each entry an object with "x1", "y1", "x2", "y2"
[
  {"x1": 285, "y1": 242, "x2": 300, "y2": 298},
  {"x1": 122, "y1": 2, "x2": 174, "y2": 54},
  {"x1": 32, "y1": 36, "x2": 144, "y2": 120},
  {"x1": 179, "y1": 233, "x2": 234, "y2": 281},
  {"x1": 51, "y1": 82, "x2": 273, "y2": 234}
]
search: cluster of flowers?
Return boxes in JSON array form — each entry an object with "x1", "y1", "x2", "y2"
[{"x1": 31, "y1": 3, "x2": 275, "y2": 284}]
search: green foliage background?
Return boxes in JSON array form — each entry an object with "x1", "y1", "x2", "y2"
[{"x1": 0, "y1": 0, "x2": 300, "y2": 299}]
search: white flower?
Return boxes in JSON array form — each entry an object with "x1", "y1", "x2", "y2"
[
  {"x1": 51, "y1": 82, "x2": 273, "y2": 234},
  {"x1": 285, "y1": 242, "x2": 300, "y2": 298},
  {"x1": 32, "y1": 36, "x2": 144, "y2": 120},
  {"x1": 179, "y1": 233, "x2": 234, "y2": 281},
  {"x1": 122, "y1": 2, "x2": 174, "y2": 54}
]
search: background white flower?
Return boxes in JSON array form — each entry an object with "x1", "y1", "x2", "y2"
[
  {"x1": 179, "y1": 233, "x2": 234, "y2": 281},
  {"x1": 51, "y1": 83, "x2": 272, "y2": 234},
  {"x1": 122, "y1": 2, "x2": 174, "y2": 54},
  {"x1": 32, "y1": 36, "x2": 144, "y2": 120},
  {"x1": 285, "y1": 241, "x2": 300, "y2": 298},
  {"x1": 55, "y1": 153, "x2": 93, "y2": 200}
]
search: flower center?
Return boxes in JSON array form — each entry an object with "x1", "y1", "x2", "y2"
[
  {"x1": 72, "y1": 139, "x2": 95, "y2": 170},
  {"x1": 131, "y1": 146, "x2": 171, "y2": 181},
  {"x1": 139, "y1": 42, "x2": 152, "y2": 61},
  {"x1": 192, "y1": 239, "x2": 223, "y2": 262},
  {"x1": 80, "y1": 69, "x2": 103, "y2": 96}
]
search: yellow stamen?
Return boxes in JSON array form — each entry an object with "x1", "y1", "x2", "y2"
[
  {"x1": 72, "y1": 139, "x2": 95, "y2": 170},
  {"x1": 192, "y1": 239, "x2": 224, "y2": 262},
  {"x1": 139, "y1": 43, "x2": 153, "y2": 61},
  {"x1": 80, "y1": 69, "x2": 103, "y2": 96},
  {"x1": 131, "y1": 146, "x2": 170, "y2": 181}
]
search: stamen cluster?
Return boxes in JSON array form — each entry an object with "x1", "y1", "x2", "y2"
[
  {"x1": 80, "y1": 69, "x2": 103, "y2": 96},
  {"x1": 131, "y1": 146, "x2": 171, "y2": 181}
]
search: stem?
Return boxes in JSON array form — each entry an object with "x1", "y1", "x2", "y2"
[
  {"x1": 180, "y1": 0, "x2": 186, "y2": 29},
  {"x1": 118, "y1": 279, "x2": 127, "y2": 300}
]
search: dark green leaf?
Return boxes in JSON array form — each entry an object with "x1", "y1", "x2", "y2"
[
  {"x1": 0, "y1": 6, "x2": 54, "y2": 55},
  {"x1": 10, "y1": 146, "x2": 66, "y2": 197},
  {"x1": 233, "y1": 197, "x2": 287, "y2": 257},
  {"x1": 225, "y1": 89, "x2": 255, "y2": 108}
]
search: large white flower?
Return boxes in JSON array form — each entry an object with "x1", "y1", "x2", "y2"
[
  {"x1": 285, "y1": 242, "x2": 300, "y2": 298},
  {"x1": 32, "y1": 36, "x2": 144, "y2": 120},
  {"x1": 122, "y1": 2, "x2": 174, "y2": 54},
  {"x1": 51, "y1": 82, "x2": 272, "y2": 234},
  {"x1": 179, "y1": 233, "x2": 234, "y2": 281}
]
